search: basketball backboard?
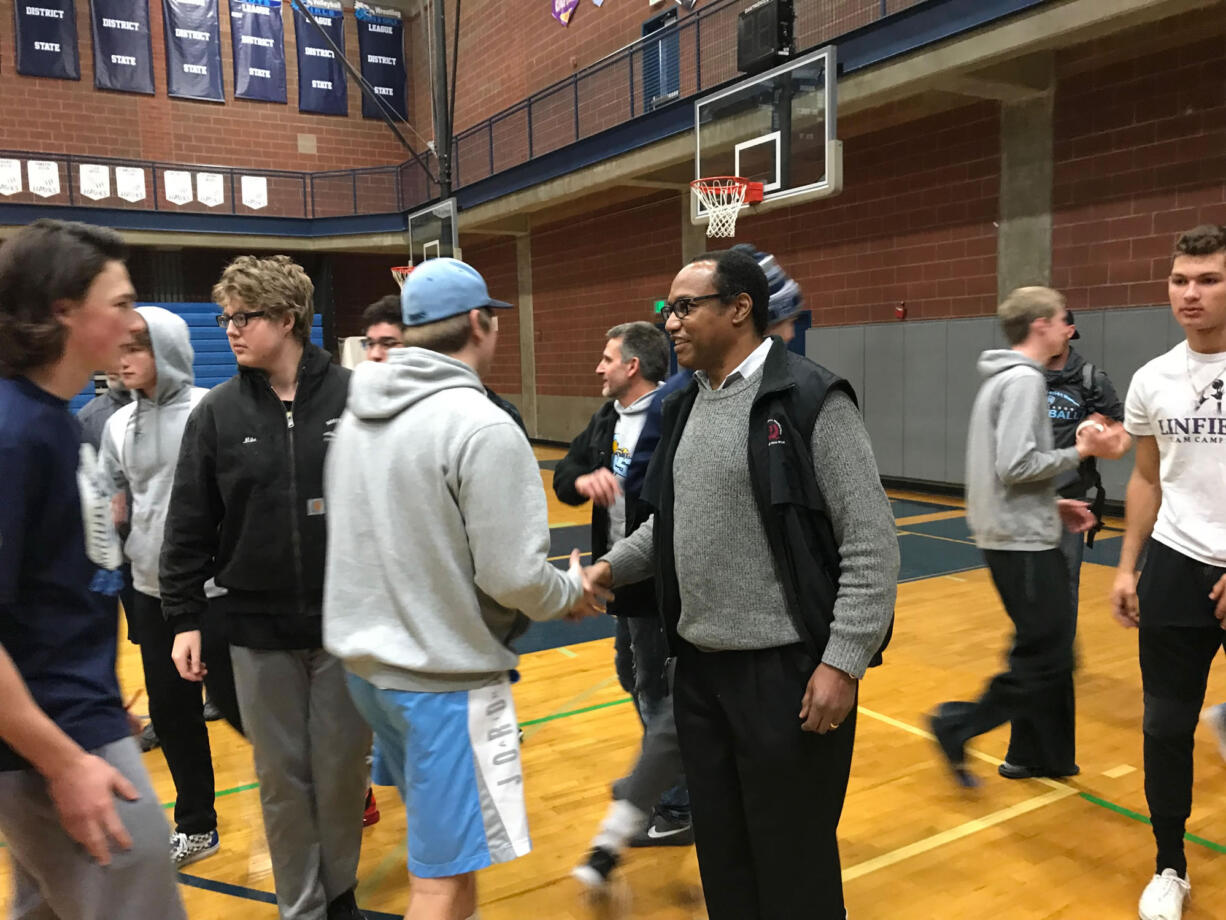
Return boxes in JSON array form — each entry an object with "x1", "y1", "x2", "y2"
[
  {"x1": 407, "y1": 197, "x2": 458, "y2": 265},
  {"x1": 694, "y1": 44, "x2": 841, "y2": 224}
]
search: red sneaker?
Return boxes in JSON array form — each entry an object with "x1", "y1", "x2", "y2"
[{"x1": 363, "y1": 788, "x2": 380, "y2": 827}]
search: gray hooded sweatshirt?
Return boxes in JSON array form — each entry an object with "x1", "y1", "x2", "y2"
[
  {"x1": 965, "y1": 349, "x2": 1082, "y2": 551},
  {"x1": 322, "y1": 347, "x2": 583, "y2": 693},
  {"x1": 99, "y1": 307, "x2": 208, "y2": 597}
]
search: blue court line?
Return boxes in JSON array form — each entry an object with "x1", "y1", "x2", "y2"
[{"x1": 177, "y1": 872, "x2": 401, "y2": 918}]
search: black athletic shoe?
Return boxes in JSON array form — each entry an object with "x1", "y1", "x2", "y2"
[
  {"x1": 138, "y1": 722, "x2": 160, "y2": 753},
  {"x1": 998, "y1": 762, "x2": 1081, "y2": 780},
  {"x1": 929, "y1": 703, "x2": 980, "y2": 789},
  {"x1": 325, "y1": 888, "x2": 366, "y2": 920},
  {"x1": 572, "y1": 845, "x2": 620, "y2": 888},
  {"x1": 202, "y1": 697, "x2": 223, "y2": 722},
  {"x1": 629, "y1": 812, "x2": 694, "y2": 848}
]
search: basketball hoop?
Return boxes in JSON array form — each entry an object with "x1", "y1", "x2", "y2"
[
  {"x1": 390, "y1": 265, "x2": 413, "y2": 290},
  {"x1": 691, "y1": 177, "x2": 764, "y2": 238}
]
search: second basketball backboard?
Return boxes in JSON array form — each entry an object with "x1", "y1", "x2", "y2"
[
  {"x1": 694, "y1": 44, "x2": 841, "y2": 223},
  {"x1": 407, "y1": 197, "x2": 458, "y2": 265}
]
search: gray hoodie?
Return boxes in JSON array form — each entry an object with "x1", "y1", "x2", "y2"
[
  {"x1": 965, "y1": 349, "x2": 1082, "y2": 551},
  {"x1": 99, "y1": 307, "x2": 208, "y2": 597},
  {"x1": 323, "y1": 347, "x2": 583, "y2": 693}
]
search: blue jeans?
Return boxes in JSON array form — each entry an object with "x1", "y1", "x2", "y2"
[
  {"x1": 613, "y1": 616, "x2": 689, "y2": 819},
  {"x1": 1058, "y1": 524, "x2": 1086, "y2": 626}
]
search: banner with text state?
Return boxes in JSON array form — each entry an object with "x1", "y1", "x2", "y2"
[
  {"x1": 293, "y1": 0, "x2": 347, "y2": 115},
  {"x1": 354, "y1": 1, "x2": 405, "y2": 121},
  {"x1": 15, "y1": 0, "x2": 81, "y2": 80},
  {"x1": 230, "y1": 0, "x2": 286, "y2": 103},
  {"x1": 163, "y1": 0, "x2": 224, "y2": 101},
  {"x1": 91, "y1": 0, "x2": 155, "y2": 93}
]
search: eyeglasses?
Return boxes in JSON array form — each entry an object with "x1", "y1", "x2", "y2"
[
  {"x1": 361, "y1": 336, "x2": 401, "y2": 351},
  {"x1": 659, "y1": 293, "x2": 725, "y2": 319},
  {"x1": 215, "y1": 310, "x2": 267, "y2": 329}
]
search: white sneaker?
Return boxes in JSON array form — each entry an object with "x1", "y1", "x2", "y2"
[
  {"x1": 1200, "y1": 703, "x2": 1226, "y2": 761},
  {"x1": 1138, "y1": 868, "x2": 1190, "y2": 920}
]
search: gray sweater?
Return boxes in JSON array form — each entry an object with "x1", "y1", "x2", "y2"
[
  {"x1": 603, "y1": 370, "x2": 898, "y2": 679},
  {"x1": 965, "y1": 349, "x2": 1082, "y2": 551}
]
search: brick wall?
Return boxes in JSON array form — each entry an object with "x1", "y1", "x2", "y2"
[
  {"x1": 531, "y1": 193, "x2": 680, "y2": 398},
  {"x1": 0, "y1": 0, "x2": 412, "y2": 171},
  {"x1": 463, "y1": 238, "x2": 521, "y2": 393},
  {"x1": 446, "y1": 0, "x2": 698, "y2": 135},
  {"x1": 736, "y1": 101, "x2": 1001, "y2": 326},
  {"x1": 1052, "y1": 31, "x2": 1226, "y2": 310}
]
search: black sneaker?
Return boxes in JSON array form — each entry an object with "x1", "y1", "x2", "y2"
[
  {"x1": 572, "y1": 845, "x2": 620, "y2": 888},
  {"x1": 929, "y1": 703, "x2": 979, "y2": 789},
  {"x1": 325, "y1": 888, "x2": 366, "y2": 920},
  {"x1": 138, "y1": 722, "x2": 160, "y2": 753},
  {"x1": 629, "y1": 812, "x2": 694, "y2": 848},
  {"x1": 202, "y1": 697, "x2": 223, "y2": 722}
]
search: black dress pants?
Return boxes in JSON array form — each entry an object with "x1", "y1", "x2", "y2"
[
  {"x1": 673, "y1": 641, "x2": 856, "y2": 920},
  {"x1": 129, "y1": 592, "x2": 241, "y2": 835}
]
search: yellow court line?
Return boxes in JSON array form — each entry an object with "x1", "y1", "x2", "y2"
[
  {"x1": 894, "y1": 509, "x2": 967, "y2": 526},
  {"x1": 896, "y1": 529, "x2": 977, "y2": 547},
  {"x1": 841, "y1": 786, "x2": 1077, "y2": 882},
  {"x1": 547, "y1": 551, "x2": 592, "y2": 562}
]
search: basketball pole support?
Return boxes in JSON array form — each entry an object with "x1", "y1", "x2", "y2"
[{"x1": 430, "y1": 0, "x2": 453, "y2": 196}]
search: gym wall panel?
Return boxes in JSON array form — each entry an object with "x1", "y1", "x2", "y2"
[
  {"x1": 901, "y1": 322, "x2": 947, "y2": 482},
  {"x1": 806, "y1": 324, "x2": 864, "y2": 407},
  {"x1": 943, "y1": 317, "x2": 997, "y2": 484},
  {"x1": 861, "y1": 324, "x2": 906, "y2": 478}
]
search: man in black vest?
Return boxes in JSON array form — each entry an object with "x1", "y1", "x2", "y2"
[
  {"x1": 586, "y1": 249, "x2": 898, "y2": 920},
  {"x1": 1044, "y1": 309, "x2": 1129, "y2": 617}
]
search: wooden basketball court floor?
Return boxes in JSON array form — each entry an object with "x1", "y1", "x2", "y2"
[{"x1": 5, "y1": 444, "x2": 1225, "y2": 919}]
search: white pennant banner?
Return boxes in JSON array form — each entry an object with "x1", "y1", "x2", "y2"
[
  {"x1": 116, "y1": 167, "x2": 147, "y2": 203},
  {"x1": 0, "y1": 159, "x2": 21, "y2": 196},
  {"x1": 196, "y1": 172, "x2": 224, "y2": 208},
  {"x1": 164, "y1": 170, "x2": 193, "y2": 205},
  {"x1": 241, "y1": 175, "x2": 268, "y2": 210},
  {"x1": 27, "y1": 161, "x2": 61, "y2": 198},
  {"x1": 79, "y1": 164, "x2": 111, "y2": 201}
]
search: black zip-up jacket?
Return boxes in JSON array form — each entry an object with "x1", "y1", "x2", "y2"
[
  {"x1": 641, "y1": 337, "x2": 892, "y2": 664},
  {"x1": 553, "y1": 400, "x2": 657, "y2": 617},
  {"x1": 160, "y1": 344, "x2": 350, "y2": 649}
]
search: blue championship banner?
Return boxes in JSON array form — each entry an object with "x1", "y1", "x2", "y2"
[
  {"x1": 91, "y1": 0, "x2": 154, "y2": 93},
  {"x1": 354, "y1": 1, "x2": 405, "y2": 120},
  {"x1": 15, "y1": 0, "x2": 81, "y2": 79},
  {"x1": 230, "y1": 0, "x2": 286, "y2": 103},
  {"x1": 163, "y1": 0, "x2": 223, "y2": 101},
  {"x1": 293, "y1": 0, "x2": 346, "y2": 115}
]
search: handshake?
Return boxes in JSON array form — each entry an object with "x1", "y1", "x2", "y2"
[{"x1": 565, "y1": 552, "x2": 615, "y2": 621}]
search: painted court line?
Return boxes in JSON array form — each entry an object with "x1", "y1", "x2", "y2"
[
  {"x1": 1103, "y1": 764, "x2": 1136, "y2": 779},
  {"x1": 841, "y1": 787, "x2": 1077, "y2": 882}
]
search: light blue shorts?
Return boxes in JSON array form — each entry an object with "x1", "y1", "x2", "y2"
[{"x1": 344, "y1": 672, "x2": 530, "y2": 878}]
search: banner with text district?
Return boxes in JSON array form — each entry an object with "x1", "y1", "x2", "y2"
[
  {"x1": 230, "y1": 0, "x2": 286, "y2": 103},
  {"x1": 15, "y1": 0, "x2": 80, "y2": 80},
  {"x1": 354, "y1": 1, "x2": 405, "y2": 121},
  {"x1": 293, "y1": 0, "x2": 346, "y2": 115},
  {"x1": 163, "y1": 0, "x2": 223, "y2": 101},
  {"x1": 91, "y1": 0, "x2": 155, "y2": 93}
]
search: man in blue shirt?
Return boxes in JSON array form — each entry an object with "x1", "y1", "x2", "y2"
[{"x1": 0, "y1": 219, "x2": 187, "y2": 919}]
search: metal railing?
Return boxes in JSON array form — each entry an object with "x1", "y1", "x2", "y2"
[{"x1": 0, "y1": 1, "x2": 927, "y2": 223}]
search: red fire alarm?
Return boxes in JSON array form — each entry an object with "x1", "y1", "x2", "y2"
[{"x1": 895, "y1": 302, "x2": 907, "y2": 320}]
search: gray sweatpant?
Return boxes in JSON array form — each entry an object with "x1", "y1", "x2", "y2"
[
  {"x1": 0, "y1": 737, "x2": 187, "y2": 920},
  {"x1": 232, "y1": 646, "x2": 371, "y2": 920}
]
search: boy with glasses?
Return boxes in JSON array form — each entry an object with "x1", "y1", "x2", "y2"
[{"x1": 163, "y1": 255, "x2": 371, "y2": 920}]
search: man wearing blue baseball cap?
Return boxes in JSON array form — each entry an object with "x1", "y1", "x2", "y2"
[{"x1": 323, "y1": 258, "x2": 609, "y2": 920}]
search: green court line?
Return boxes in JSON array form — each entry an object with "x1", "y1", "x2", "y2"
[
  {"x1": 518, "y1": 696, "x2": 634, "y2": 727},
  {"x1": 162, "y1": 781, "x2": 259, "y2": 811},
  {"x1": 1078, "y1": 791, "x2": 1226, "y2": 855}
]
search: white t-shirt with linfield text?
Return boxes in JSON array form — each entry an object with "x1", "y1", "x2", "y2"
[
  {"x1": 1124, "y1": 341, "x2": 1226, "y2": 567},
  {"x1": 606, "y1": 387, "x2": 660, "y2": 544}
]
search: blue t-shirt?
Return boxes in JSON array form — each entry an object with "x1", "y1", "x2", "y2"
[{"x1": 0, "y1": 376, "x2": 127, "y2": 771}]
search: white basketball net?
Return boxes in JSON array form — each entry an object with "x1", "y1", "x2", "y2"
[
  {"x1": 390, "y1": 266, "x2": 413, "y2": 290},
  {"x1": 692, "y1": 178, "x2": 750, "y2": 238}
]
